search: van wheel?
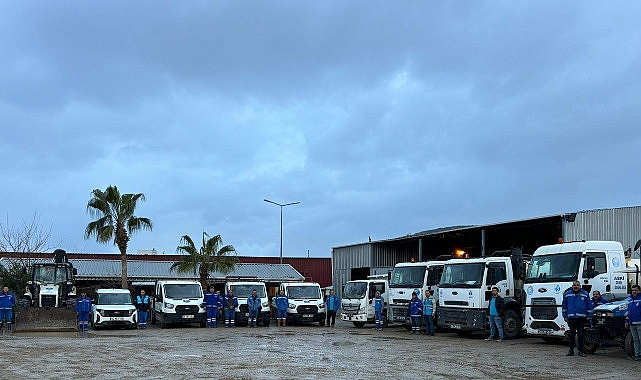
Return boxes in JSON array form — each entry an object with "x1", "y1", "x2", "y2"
[
  {"x1": 353, "y1": 322, "x2": 365, "y2": 328},
  {"x1": 160, "y1": 317, "x2": 167, "y2": 329}
]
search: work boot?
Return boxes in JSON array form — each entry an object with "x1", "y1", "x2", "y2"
[
  {"x1": 566, "y1": 350, "x2": 574, "y2": 356},
  {"x1": 577, "y1": 352, "x2": 585, "y2": 357}
]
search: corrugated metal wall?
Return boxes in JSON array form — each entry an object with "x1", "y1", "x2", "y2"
[
  {"x1": 332, "y1": 244, "x2": 372, "y2": 298},
  {"x1": 563, "y1": 206, "x2": 641, "y2": 251}
]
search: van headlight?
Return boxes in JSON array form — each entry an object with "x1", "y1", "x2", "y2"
[
  {"x1": 319, "y1": 303, "x2": 325, "y2": 309},
  {"x1": 289, "y1": 303, "x2": 296, "y2": 309},
  {"x1": 262, "y1": 302, "x2": 269, "y2": 308},
  {"x1": 128, "y1": 309, "x2": 135, "y2": 316},
  {"x1": 164, "y1": 302, "x2": 175, "y2": 309}
]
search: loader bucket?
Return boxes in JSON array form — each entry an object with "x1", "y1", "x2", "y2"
[{"x1": 14, "y1": 307, "x2": 78, "y2": 332}]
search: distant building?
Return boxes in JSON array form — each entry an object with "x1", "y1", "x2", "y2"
[{"x1": 332, "y1": 205, "x2": 641, "y2": 298}]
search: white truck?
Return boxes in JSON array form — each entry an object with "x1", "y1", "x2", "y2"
[
  {"x1": 151, "y1": 280, "x2": 206, "y2": 328},
  {"x1": 524, "y1": 240, "x2": 634, "y2": 340},
  {"x1": 437, "y1": 248, "x2": 527, "y2": 339},
  {"x1": 340, "y1": 275, "x2": 389, "y2": 327},
  {"x1": 279, "y1": 282, "x2": 326, "y2": 326},
  {"x1": 388, "y1": 261, "x2": 444, "y2": 327},
  {"x1": 225, "y1": 280, "x2": 271, "y2": 326}
]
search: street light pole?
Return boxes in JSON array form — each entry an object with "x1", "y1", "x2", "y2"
[{"x1": 264, "y1": 199, "x2": 300, "y2": 264}]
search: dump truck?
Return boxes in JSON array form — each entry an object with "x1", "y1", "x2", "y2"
[{"x1": 14, "y1": 249, "x2": 79, "y2": 332}]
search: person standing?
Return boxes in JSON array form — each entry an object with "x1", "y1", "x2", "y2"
[
  {"x1": 0, "y1": 286, "x2": 16, "y2": 331},
  {"x1": 136, "y1": 289, "x2": 150, "y2": 329},
  {"x1": 562, "y1": 280, "x2": 592, "y2": 357},
  {"x1": 224, "y1": 289, "x2": 238, "y2": 327},
  {"x1": 423, "y1": 289, "x2": 436, "y2": 336},
  {"x1": 326, "y1": 290, "x2": 340, "y2": 327},
  {"x1": 215, "y1": 290, "x2": 224, "y2": 327},
  {"x1": 590, "y1": 290, "x2": 608, "y2": 309},
  {"x1": 247, "y1": 289, "x2": 261, "y2": 327},
  {"x1": 624, "y1": 285, "x2": 641, "y2": 361},
  {"x1": 374, "y1": 291, "x2": 384, "y2": 331},
  {"x1": 275, "y1": 290, "x2": 288, "y2": 327},
  {"x1": 204, "y1": 286, "x2": 218, "y2": 327},
  {"x1": 75, "y1": 291, "x2": 92, "y2": 332},
  {"x1": 485, "y1": 286, "x2": 504, "y2": 342},
  {"x1": 408, "y1": 291, "x2": 423, "y2": 334}
]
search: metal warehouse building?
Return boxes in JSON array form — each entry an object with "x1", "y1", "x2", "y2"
[{"x1": 331, "y1": 206, "x2": 641, "y2": 298}]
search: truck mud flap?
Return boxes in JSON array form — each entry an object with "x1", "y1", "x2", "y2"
[{"x1": 14, "y1": 307, "x2": 78, "y2": 332}]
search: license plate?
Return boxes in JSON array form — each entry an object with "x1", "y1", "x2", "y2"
[
  {"x1": 111, "y1": 317, "x2": 124, "y2": 321},
  {"x1": 450, "y1": 324, "x2": 462, "y2": 329},
  {"x1": 537, "y1": 329, "x2": 553, "y2": 335},
  {"x1": 182, "y1": 315, "x2": 194, "y2": 319},
  {"x1": 303, "y1": 314, "x2": 313, "y2": 318}
]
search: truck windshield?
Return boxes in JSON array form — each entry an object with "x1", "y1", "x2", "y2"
[
  {"x1": 164, "y1": 284, "x2": 203, "y2": 299},
  {"x1": 96, "y1": 293, "x2": 133, "y2": 305},
  {"x1": 525, "y1": 252, "x2": 581, "y2": 283},
  {"x1": 229, "y1": 285, "x2": 267, "y2": 298},
  {"x1": 390, "y1": 266, "x2": 427, "y2": 288},
  {"x1": 439, "y1": 263, "x2": 485, "y2": 288},
  {"x1": 343, "y1": 282, "x2": 367, "y2": 299},
  {"x1": 286, "y1": 286, "x2": 321, "y2": 299}
]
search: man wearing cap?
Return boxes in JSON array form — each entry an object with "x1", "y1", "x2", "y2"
[{"x1": 75, "y1": 291, "x2": 92, "y2": 331}]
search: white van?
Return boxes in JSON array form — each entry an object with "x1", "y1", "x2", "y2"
[
  {"x1": 151, "y1": 280, "x2": 206, "y2": 328},
  {"x1": 225, "y1": 281, "x2": 271, "y2": 326},
  {"x1": 278, "y1": 282, "x2": 325, "y2": 326},
  {"x1": 91, "y1": 289, "x2": 136, "y2": 329}
]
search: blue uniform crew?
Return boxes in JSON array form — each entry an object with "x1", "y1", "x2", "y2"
[
  {"x1": 136, "y1": 290, "x2": 150, "y2": 329},
  {"x1": 408, "y1": 291, "x2": 423, "y2": 334},
  {"x1": 75, "y1": 292, "x2": 92, "y2": 331},
  {"x1": 0, "y1": 287, "x2": 17, "y2": 331},
  {"x1": 562, "y1": 281, "x2": 592, "y2": 356},
  {"x1": 274, "y1": 290, "x2": 289, "y2": 327},
  {"x1": 247, "y1": 290, "x2": 261, "y2": 327},
  {"x1": 204, "y1": 287, "x2": 219, "y2": 327},
  {"x1": 224, "y1": 290, "x2": 238, "y2": 327},
  {"x1": 374, "y1": 291, "x2": 384, "y2": 331}
]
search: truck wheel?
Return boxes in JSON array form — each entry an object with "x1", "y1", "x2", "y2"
[
  {"x1": 262, "y1": 317, "x2": 270, "y2": 327},
  {"x1": 625, "y1": 331, "x2": 634, "y2": 356},
  {"x1": 199, "y1": 321, "x2": 206, "y2": 328},
  {"x1": 151, "y1": 312, "x2": 156, "y2": 324},
  {"x1": 502, "y1": 309, "x2": 522, "y2": 340},
  {"x1": 160, "y1": 316, "x2": 167, "y2": 329},
  {"x1": 353, "y1": 322, "x2": 366, "y2": 328}
]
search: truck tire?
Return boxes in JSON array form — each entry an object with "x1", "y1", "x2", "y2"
[
  {"x1": 262, "y1": 316, "x2": 270, "y2": 327},
  {"x1": 353, "y1": 322, "x2": 366, "y2": 328},
  {"x1": 160, "y1": 315, "x2": 167, "y2": 329},
  {"x1": 583, "y1": 340, "x2": 599, "y2": 354},
  {"x1": 502, "y1": 309, "x2": 521, "y2": 340},
  {"x1": 625, "y1": 331, "x2": 634, "y2": 356}
]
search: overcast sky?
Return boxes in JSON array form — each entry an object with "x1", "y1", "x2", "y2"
[{"x1": 1, "y1": 2, "x2": 640, "y2": 258}]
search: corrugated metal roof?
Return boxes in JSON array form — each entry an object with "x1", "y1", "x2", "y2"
[{"x1": 0, "y1": 258, "x2": 304, "y2": 282}]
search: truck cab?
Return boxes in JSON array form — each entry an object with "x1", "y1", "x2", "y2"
[
  {"x1": 151, "y1": 280, "x2": 206, "y2": 328},
  {"x1": 279, "y1": 282, "x2": 326, "y2": 326},
  {"x1": 341, "y1": 276, "x2": 388, "y2": 327},
  {"x1": 225, "y1": 281, "x2": 271, "y2": 326},
  {"x1": 524, "y1": 241, "x2": 629, "y2": 340},
  {"x1": 437, "y1": 248, "x2": 526, "y2": 339},
  {"x1": 388, "y1": 261, "x2": 444, "y2": 327}
]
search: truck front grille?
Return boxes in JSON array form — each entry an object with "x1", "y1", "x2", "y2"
[{"x1": 530, "y1": 297, "x2": 557, "y2": 320}]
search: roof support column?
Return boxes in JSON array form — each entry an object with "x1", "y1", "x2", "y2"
[
  {"x1": 418, "y1": 238, "x2": 423, "y2": 262},
  {"x1": 481, "y1": 229, "x2": 486, "y2": 257}
]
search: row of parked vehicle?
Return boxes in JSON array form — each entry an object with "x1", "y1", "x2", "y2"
[
  {"x1": 90, "y1": 280, "x2": 327, "y2": 329},
  {"x1": 339, "y1": 240, "x2": 640, "y2": 357}
]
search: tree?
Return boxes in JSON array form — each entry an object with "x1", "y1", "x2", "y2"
[
  {"x1": 85, "y1": 185, "x2": 152, "y2": 289},
  {"x1": 171, "y1": 232, "x2": 238, "y2": 289}
]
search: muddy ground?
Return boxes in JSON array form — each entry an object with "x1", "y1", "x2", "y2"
[{"x1": 0, "y1": 320, "x2": 637, "y2": 380}]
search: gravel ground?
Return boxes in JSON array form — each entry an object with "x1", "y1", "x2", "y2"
[{"x1": 0, "y1": 320, "x2": 637, "y2": 380}]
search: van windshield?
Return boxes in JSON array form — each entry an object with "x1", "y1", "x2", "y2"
[
  {"x1": 96, "y1": 293, "x2": 133, "y2": 305},
  {"x1": 286, "y1": 286, "x2": 321, "y2": 299},
  {"x1": 229, "y1": 285, "x2": 266, "y2": 298},
  {"x1": 164, "y1": 284, "x2": 203, "y2": 299}
]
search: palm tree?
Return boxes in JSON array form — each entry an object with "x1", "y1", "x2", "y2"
[
  {"x1": 171, "y1": 232, "x2": 239, "y2": 289},
  {"x1": 85, "y1": 185, "x2": 153, "y2": 289}
]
